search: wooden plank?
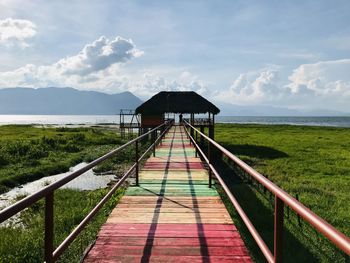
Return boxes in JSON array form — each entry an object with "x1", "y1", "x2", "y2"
[
  {"x1": 84, "y1": 255, "x2": 252, "y2": 263},
  {"x1": 101, "y1": 223, "x2": 237, "y2": 231},
  {"x1": 94, "y1": 237, "x2": 245, "y2": 247},
  {"x1": 86, "y1": 245, "x2": 250, "y2": 257}
]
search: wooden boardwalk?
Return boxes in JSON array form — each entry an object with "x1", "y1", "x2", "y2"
[{"x1": 84, "y1": 125, "x2": 252, "y2": 263}]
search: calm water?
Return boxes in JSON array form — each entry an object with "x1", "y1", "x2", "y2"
[
  {"x1": 0, "y1": 163, "x2": 116, "y2": 211},
  {"x1": 0, "y1": 115, "x2": 120, "y2": 125},
  {"x1": 216, "y1": 116, "x2": 350, "y2": 127},
  {"x1": 1, "y1": 115, "x2": 350, "y2": 127}
]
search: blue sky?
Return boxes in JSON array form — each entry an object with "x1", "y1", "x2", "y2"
[{"x1": 1, "y1": 0, "x2": 350, "y2": 112}]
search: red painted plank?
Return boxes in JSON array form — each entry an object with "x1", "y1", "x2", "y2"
[
  {"x1": 86, "y1": 245, "x2": 250, "y2": 256},
  {"x1": 98, "y1": 229, "x2": 241, "y2": 238},
  {"x1": 84, "y1": 255, "x2": 252, "y2": 263},
  {"x1": 84, "y1": 256, "x2": 252, "y2": 263}
]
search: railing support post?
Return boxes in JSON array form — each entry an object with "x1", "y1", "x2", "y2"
[
  {"x1": 194, "y1": 128, "x2": 198, "y2": 157},
  {"x1": 135, "y1": 140, "x2": 139, "y2": 186},
  {"x1": 45, "y1": 192, "x2": 54, "y2": 263},
  {"x1": 274, "y1": 196, "x2": 284, "y2": 263},
  {"x1": 208, "y1": 141, "x2": 212, "y2": 188},
  {"x1": 152, "y1": 131, "x2": 156, "y2": 157}
]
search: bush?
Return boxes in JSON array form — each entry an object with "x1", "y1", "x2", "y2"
[
  {"x1": 61, "y1": 143, "x2": 80, "y2": 153},
  {"x1": 0, "y1": 151, "x2": 9, "y2": 166}
]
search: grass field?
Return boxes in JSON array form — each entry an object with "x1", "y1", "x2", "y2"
[
  {"x1": 213, "y1": 124, "x2": 350, "y2": 262},
  {"x1": 0, "y1": 125, "x2": 129, "y2": 194},
  {"x1": 0, "y1": 125, "x2": 138, "y2": 262},
  {"x1": 0, "y1": 187, "x2": 125, "y2": 262}
]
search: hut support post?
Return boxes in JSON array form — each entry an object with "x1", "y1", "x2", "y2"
[
  {"x1": 200, "y1": 126, "x2": 204, "y2": 146},
  {"x1": 190, "y1": 113, "x2": 194, "y2": 137},
  {"x1": 209, "y1": 114, "x2": 214, "y2": 140}
]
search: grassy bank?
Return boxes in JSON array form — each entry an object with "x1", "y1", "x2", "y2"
[
  {"x1": 0, "y1": 125, "x2": 125, "y2": 194},
  {"x1": 0, "y1": 187, "x2": 125, "y2": 262},
  {"x1": 214, "y1": 124, "x2": 350, "y2": 262}
]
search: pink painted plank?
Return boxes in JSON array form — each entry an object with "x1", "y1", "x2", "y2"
[
  {"x1": 101, "y1": 223, "x2": 237, "y2": 231},
  {"x1": 94, "y1": 236, "x2": 245, "y2": 247}
]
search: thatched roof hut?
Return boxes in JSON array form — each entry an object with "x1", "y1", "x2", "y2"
[{"x1": 135, "y1": 91, "x2": 220, "y2": 115}]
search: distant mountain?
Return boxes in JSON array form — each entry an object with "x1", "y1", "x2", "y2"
[
  {"x1": 0, "y1": 87, "x2": 143, "y2": 114},
  {"x1": 216, "y1": 102, "x2": 349, "y2": 116}
]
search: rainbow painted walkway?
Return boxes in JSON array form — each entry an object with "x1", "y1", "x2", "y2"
[{"x1": 84, "y1": 125, "x2": 252, "y2": 262}]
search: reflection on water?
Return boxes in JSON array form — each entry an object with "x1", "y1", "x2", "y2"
[{"x1": 0, "y1": 162, "x2": 115, "y2": 210}]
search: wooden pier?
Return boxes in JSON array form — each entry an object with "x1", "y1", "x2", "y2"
[{"x1": 84, "y1": 125, "x2": 252, "y2": 262}]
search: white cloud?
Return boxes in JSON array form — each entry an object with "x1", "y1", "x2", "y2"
[
  {"x1": 0, "y1": 35, "x2": 143, "y2": 88},
  {"x1": 116, "y1": 71, "x2": 212, "y2": 99},
  {"x1": 287, "y1": 59, "x2": 350, "y2": 96},
  {"x1": 216, "y1": 59, "x2": 350, "y2": 111},
  {"x1": 0, "y1": 18, "x2": 36, "y2": 48},
  {"x1": 56, "y1": 36, "x2": 143, "y2": 76},
  {"x1": 216, "y1": 69, "x2": 284, "y2": 104}
]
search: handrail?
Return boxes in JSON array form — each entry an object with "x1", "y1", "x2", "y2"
[
  {"x1": 183, "y1": 120, "x2": 350, "y2": 262},
  {"x1": 183, "y1": 124, "x2": 274, "y2": 263},
  {"x1": 0, "y1": 120, "x2": 173, "y2": 262}
]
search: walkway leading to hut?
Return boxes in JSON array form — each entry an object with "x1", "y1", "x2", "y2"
[{"x1": 84, "y1": 125, "x2": 252, "y2": 263}]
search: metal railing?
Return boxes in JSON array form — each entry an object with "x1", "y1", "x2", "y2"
[
  {"x1": 0, "y1": 120, "x2": 173, "y2": 263},
  {"x1": 183, "y1": 120, "x2": 350, "y2": 263}
]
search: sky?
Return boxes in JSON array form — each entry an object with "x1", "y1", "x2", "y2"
[{"x1": 1, "y1": 0, "x2": 350, "y2": 112}]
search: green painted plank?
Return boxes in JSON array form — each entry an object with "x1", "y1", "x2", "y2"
[
  {"x1": 125, "y1": 186, "x2": 219, "y2": 196},
  {"x1": 140, "y1": 179, "x2": 210, "y2": 184}
]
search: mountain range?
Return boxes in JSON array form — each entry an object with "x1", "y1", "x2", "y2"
[
  {"x1": 0, "y1": 87, "x2": 142, "y2": 115},
  {"x1": 0, "y1": 87, "x2": 348, "y2": 116}
]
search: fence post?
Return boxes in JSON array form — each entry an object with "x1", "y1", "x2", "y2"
[
  {"x1": 274, "y1": 196, "x2": 284, "y2": 263},
  {"x1": 135, "y1": 140, "x2": 139, "y2": 186},
  {"x1": 45, "y1": 192, "x2": 54, "y2": 263}
]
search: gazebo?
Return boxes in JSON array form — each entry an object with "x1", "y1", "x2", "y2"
[{"x1": 135, "y1": 91, "x2": 220, "y2": 139}]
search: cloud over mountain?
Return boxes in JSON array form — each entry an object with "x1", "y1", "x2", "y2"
[
  {"x1": 0, "y1": 36, "x2": 143, "y2": 88},
  {"x1": 213, "y1": 59, "x2": 350, "y2": 112},
  {"x1": 287, "y1": 59, "x2": 350, "y2": 97}
]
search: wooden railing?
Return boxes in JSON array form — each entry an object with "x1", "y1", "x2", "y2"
[
  {"x1": 0, "y1": 120, "x2": 173, "y2": 262},
  {"x1": 183, "y1": 120, "x2": 350, "y2": 263}
]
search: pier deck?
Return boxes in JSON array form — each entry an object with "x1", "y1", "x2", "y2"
[{"x1": 84, "y1": 125, "x2": 252, "y2": 262}]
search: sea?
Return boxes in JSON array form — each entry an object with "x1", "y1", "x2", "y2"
[{"x1": 0, "y1": 115, "x2": 350, "y2": 127}]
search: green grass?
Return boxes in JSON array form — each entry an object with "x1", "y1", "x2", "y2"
[
  {"x1": 0, "y1": 187, "x2": 125, "y2": 263},
  {"x1": 0, "y1": 125, "x2": 125, "y2": 193},
  {"x1": 213, "y1": 124, "x2": 350, "y2": 262},
  {"x1": 0, "y1": 125, "x2": 153, "y2": 262}
]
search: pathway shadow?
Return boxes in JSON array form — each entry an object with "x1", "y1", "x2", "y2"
[{"x1": 223, "y1": 144, "x2": 289, "y2": 160}]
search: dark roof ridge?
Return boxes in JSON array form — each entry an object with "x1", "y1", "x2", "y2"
[{"x1": 135, "y1": 91, "x2": 220, "y2": 114}]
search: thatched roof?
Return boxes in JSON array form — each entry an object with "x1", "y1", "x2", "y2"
[{"x1": 135, "y1": 91, "x2": 220, "y2": 115}]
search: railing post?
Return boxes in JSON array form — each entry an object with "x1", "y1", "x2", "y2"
[
  {"x1": 152, "y1": 130, "x2": 156, "y2": 157},
  {"x1": 274, "y1": 196, "x2": 284, "y2": 263},
  {"x1": 45, "y1": 192, "x2": 54, "y2": 263},
  {"x1": 135, "y1": 140, "x2": 139, "y2": 186},
  {"x1": 208, "y1": 141, "x2": 212, "y2": 188}
]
